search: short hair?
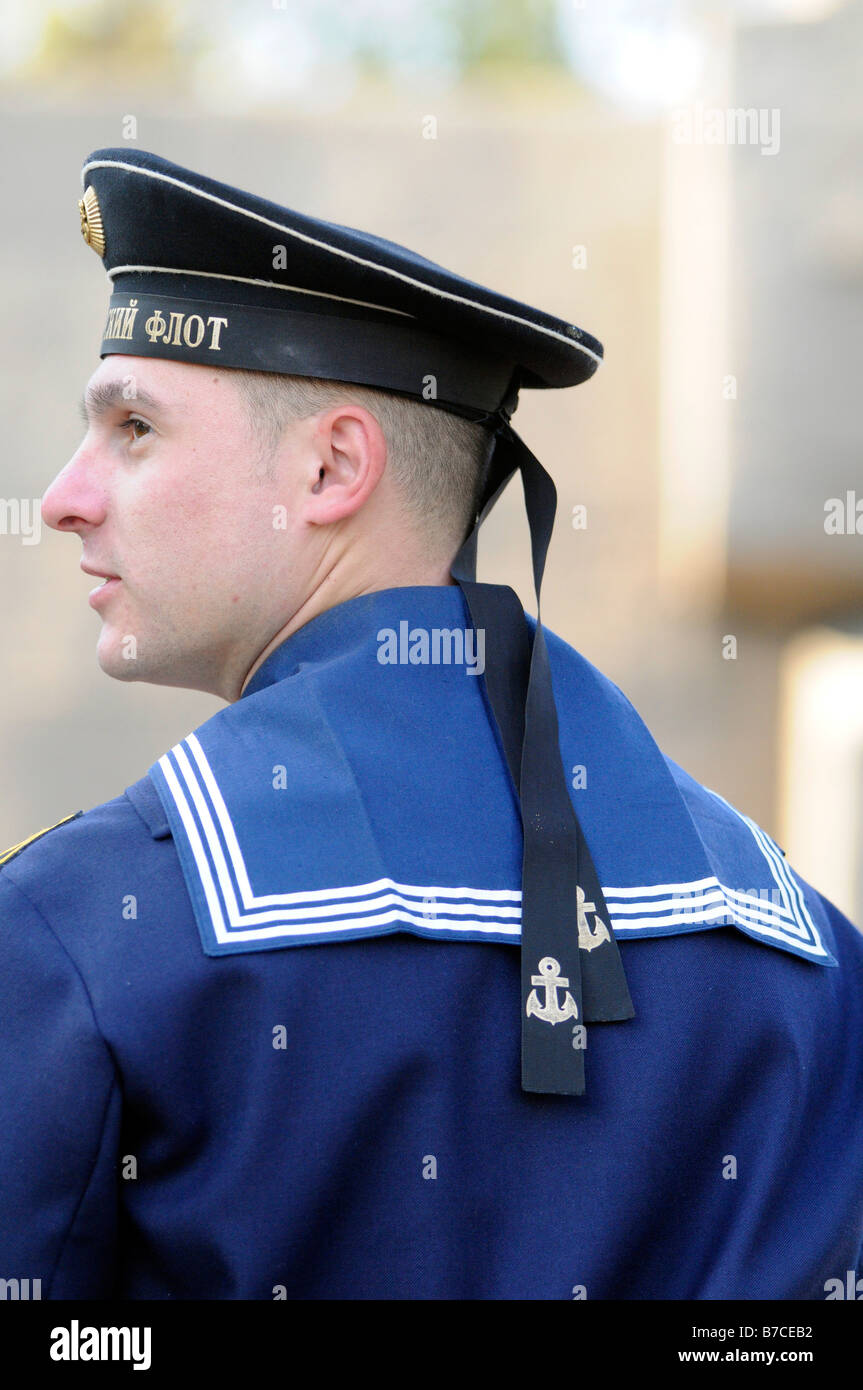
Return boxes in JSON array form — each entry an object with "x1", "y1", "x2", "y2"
[{"x1": 233, "y1": 370, "x2": 496, "y2": 549}]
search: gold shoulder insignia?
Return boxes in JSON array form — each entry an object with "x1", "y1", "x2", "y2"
[{"x1": 0, "y1": 812, "x2": 82, "y2": 868}]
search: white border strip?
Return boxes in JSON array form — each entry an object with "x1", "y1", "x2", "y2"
[
  {"x1": 606, "y1": 887, "x2": 794, "y2": 927},
  {"x1": 158, "y1": 745, "x2": 833, "y2": 961},
  {"x1": 159, "y1": 745, "x2": 521, "y2": 944},
  {"x1": 178, "y1": 735, "x2": 521, "y2": 913},
  {"x1": 158, "y1": 737, "x2": 828, "y2": 958},
  {"x1": 106, "y1": 263, "x2": 414, "y2": 319},
  {"x1": 709, "y1": 789, "x2": 818, "y2": 945}
]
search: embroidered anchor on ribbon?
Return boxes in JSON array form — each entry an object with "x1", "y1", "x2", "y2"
[
  {"x1": 576, "y1": 884, "x2": 611, "y2": 953},
  {"x1": 525, "y1": 956, "x2": 579, "y2": 1025}
]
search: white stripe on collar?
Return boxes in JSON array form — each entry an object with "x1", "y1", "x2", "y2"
[{"x1": 157, "y1": 733, "x2": 830, "y2": 960}]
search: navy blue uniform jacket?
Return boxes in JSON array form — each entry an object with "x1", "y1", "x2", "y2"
[{"x1": 1, "y1": 587, "x2": 862, "y2": 1299}]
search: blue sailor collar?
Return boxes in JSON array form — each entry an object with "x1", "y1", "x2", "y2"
[{"x1": 144, "y1": 586, "x2": 836, "y2": 967}]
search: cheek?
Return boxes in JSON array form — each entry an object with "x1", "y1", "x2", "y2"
[
  {"x1": 114, "y1": 475, "x2": 218, "y2": 594},
  {"x1": 120, "y1": 474, "x2": 283, "y2": 600}
]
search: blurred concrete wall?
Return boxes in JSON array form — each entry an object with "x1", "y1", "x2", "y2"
[
  {"x1": 727, "y1": 0, "x2": 863, "y2": 921},
  {"x1": 730, "y1": 0, "x2": 863, "y2": 617}
]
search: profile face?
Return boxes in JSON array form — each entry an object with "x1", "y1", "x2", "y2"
[{"x1": 41, "y1": 355, "x2": 309, "y2": 698}]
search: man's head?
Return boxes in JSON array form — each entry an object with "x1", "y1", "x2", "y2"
[
  {"x1": 41, "y1": 355, "x2": 493, "y2": 701},
  {"x1": 56, "y1": 147, "x2": 600, "y2": 704}
]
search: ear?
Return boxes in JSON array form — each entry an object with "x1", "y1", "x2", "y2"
[{"x1": 303, "y1": 405, "x2": 388, "y2": 526}]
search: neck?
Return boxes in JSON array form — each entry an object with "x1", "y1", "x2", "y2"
[{"x1": 237, "y1": 553, "x2": 457, "y2": 699}]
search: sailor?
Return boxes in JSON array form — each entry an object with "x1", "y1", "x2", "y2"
[{"x1": 0, "y1": 147, "x2": 860, "y2": 1299}]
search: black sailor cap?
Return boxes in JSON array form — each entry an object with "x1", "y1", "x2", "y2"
[{"x1": 79, "y1": 147, "x2": 601, "y2": 416}]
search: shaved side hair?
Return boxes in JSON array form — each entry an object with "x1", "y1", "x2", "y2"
[{"x1": 233, "y1": 370, "x2": 496, "y2": 549}]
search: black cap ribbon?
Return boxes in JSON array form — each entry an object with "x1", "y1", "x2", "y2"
[{"x1": 452, "y1": 404, "x2": 634, "y2": 1095}]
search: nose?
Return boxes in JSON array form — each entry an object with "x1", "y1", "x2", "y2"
[{"x1": 41, "y1": 442, "x2": 108, "y2": 535}]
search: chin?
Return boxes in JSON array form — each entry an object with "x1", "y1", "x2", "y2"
[
  {"x1": 95, "y1": 623, "x2": 149, "y2": 682},
  {"x1": 97, "y1": 647, "x2": 145, "y2": 683},
  {"x1": 95, "y1": 629, "x2": 226, "y2": 696}
]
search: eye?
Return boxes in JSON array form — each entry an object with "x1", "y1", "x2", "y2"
[{"x1": 119, "y1": 416, "x2": 152, "y2": 442}]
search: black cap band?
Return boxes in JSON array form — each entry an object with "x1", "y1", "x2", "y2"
[{"x1": 100, "y1": 291, "x2": 516, "y2": 414}]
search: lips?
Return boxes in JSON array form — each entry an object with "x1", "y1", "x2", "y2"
[
  {"x1": 81, "y1": 562, "x2": 122, "y2": 610},
  {"x1": 81, "y1": 563, "x2": 120, "y2": 582}
]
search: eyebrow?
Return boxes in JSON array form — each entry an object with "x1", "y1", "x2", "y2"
[{"x1": 78, "y1": 381, "x2": 166, "y2": 424}]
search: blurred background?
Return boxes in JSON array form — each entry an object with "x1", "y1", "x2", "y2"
[{"x1": 1, "y1": 0, "x2": 861, "y2": 922}]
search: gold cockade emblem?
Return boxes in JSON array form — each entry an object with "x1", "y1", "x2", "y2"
[{"x1": 78, "y1": 185, "x2": 105, "y2": 257}]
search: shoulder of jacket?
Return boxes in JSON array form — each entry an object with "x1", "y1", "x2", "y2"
[
  {"x1": 0, "y1": 782, "x2": 165, "y2": 879},
  {"x1": 0, "y1": 812, "x2": 83, "y2": 869}
]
